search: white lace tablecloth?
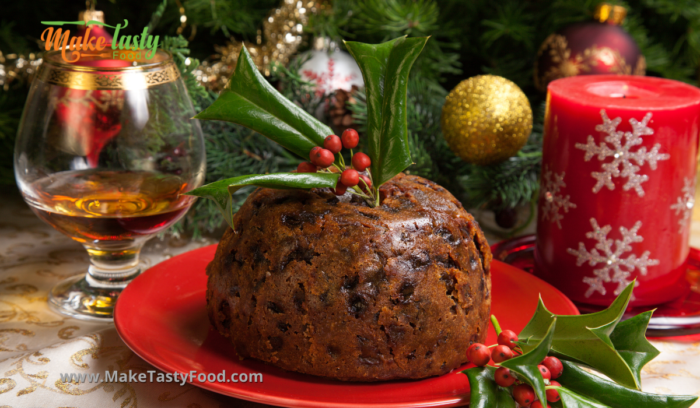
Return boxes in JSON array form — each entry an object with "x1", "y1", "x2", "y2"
[{"x1": 1, "y1": 187, "x2": 698, "y2": 407}]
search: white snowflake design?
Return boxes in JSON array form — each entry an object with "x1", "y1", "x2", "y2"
[
  {"x1": 302, "y1": 57, "x2": 355, "y2": 97},
  {"x1": 575, "y1": 110, "x2": 669, "y2": 197},
  {"x1": 541, "y1": 166, "x2": 577, "y2": 229},
  {"x1": 670, "y1": 177, "x2": 696, "y2": 233},
  {"x1": 567, "y1": 218, "x2": 659, "y2": 299}
]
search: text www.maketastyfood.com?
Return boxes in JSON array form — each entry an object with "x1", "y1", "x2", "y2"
[{"x1": 59, "y1": 370, "x2": 263, "y2": 384}]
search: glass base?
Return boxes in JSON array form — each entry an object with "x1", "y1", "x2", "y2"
[
  {"x1": 491, "y1": 235, "x2": 700, "y2": 337},
  {"x1": 48, "y1": 270, "x2": 140, "y2": 322}
]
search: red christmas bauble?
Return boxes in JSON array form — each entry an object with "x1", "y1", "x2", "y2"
[
  {"x1": 52, "y1": 8, "x2": 130, "y2": 167},
  {"x1": 534, "y1": 4, "x2": 645, "y2": 92},
  {"x1": 54, "y1": 89, "x2": 125, "y2": 167},
  {"x1": 77, "y1": 8, "x2": 113, "y2": 48}
]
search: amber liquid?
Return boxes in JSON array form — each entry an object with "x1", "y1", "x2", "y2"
[{"x1": 25, "y1": 170, "x2": 194, "y2": 244}]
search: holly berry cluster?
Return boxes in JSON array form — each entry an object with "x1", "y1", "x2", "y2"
[
  {"x1": 467, "y1": 328, "x2": 564, "y2": 408},
  {"x1": 296, "y1": 128, "x2": 374, "y2": 198}
]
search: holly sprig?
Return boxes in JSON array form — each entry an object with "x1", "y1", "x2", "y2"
[
  {"x1": 464, "y1": 283, "x2": 697, "y2": 408},
  {"x1": 344, "y1": 37, "x2": 428, "y2": 202},
  {"x1": 186, "y1": 37, "x2": 427, "y2": 228}
]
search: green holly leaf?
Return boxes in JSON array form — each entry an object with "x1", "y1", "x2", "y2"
[
  {"x1": 495, "y1": 385, "x2": 517, "y2": 408},
  {"x1": 553, "y1": 387, "x2": 610, "y2": 408},
  {"x1": 556, "y1": 360, "x2": 697, "y2": 408},
  {"x1": 501, "y1": 319, "x2": 557, "y2": 403},
  {"x1": 610, "y1": 310, "x2": 660, "y2": 385},
  {"x1": 195, "y1": 45, "x2": 333, "y2": 160},
  {"x1": 519, "y1": 283, "x2": 640, "y2": 389},
  {"x1": 462, "y1": 366, "x2": 515, "y2": 408},
  {"x1": 344, "y1": 36, "x2": 428, "y2": 188},
  {"x1": 185, "y1": 172, "x2": 339, "y2": 229}
]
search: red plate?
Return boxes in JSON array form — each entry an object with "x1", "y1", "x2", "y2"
[
  {"x1": 115, "y1": 245, "x2": 578, "y2": 408},
  {"x1": 491, "y1": 235, "x2": 700, "y2": 337}
]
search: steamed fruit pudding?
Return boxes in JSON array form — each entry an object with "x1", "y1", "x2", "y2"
[
  {"x1": 188, "y1": 36, "x2": 492, "y2": 381},
  {"x1": 206, "y1": 173, "x2": 492, "y2": 381}
]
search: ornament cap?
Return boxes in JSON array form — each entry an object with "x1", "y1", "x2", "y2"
[
  {"x1": 78, "y1": 9, "x2": 105, "y2": 25},
  {"x1": 594, "y1": 3, "x2": 627, "y2": 25},
  {"x1": 312, "y1": 37, "x2": 338, "y2": 52}
]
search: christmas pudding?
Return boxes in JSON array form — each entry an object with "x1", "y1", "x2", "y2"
[
  {"x1": 188, "y1": 36, "x2": 492, "y2": 381},
  {"x1": 206, "y1": 173, "x2": 491, "y2": 381}
]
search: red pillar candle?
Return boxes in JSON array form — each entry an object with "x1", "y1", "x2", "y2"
[{"x1": 536, "y1": 75, "x2": 700, "y2": 307}]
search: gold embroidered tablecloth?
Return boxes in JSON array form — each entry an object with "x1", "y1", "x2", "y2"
[{"x1": 1, "y1": 186, "x2": 698, "y2": 407}]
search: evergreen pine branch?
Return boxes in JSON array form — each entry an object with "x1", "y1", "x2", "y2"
[
  {"x1": 458, "y1": 134, "x2": 542, "y2": 211},
  {"x1": 351, "y1": 0, "x2": 440, "y2": 34},
  {"x1": 178, "y1": 0, "x2": 278, "y2": 38},
  {"x1": 550, "y1": 0, "x2": 600, "y2": 25},
  {"x1": 347, "y1": 0, "x2": 462, "y2": 84},
  {"x1": 348, "y1": 76, "x2": 454, "y2": 183},
  {"x1": 640, "y1": 0, "x2": 700, "y2": 20},
  {"x1": 162, "y1": 35, "x2": 210, "y2": 107},
  {"x1": 0, "y1": 21, "x2": 31, "y2": 54},
  {"x1": 164, "y1": 30, "x2": 305, "y2": 236},
  {"x1": 481, "y1": 54, "x2": 534, "y2": 89},
  {"x1": 176, "y1": 119, "x2": 300, "y2": 237},
  {"x1": 457, "y1": 104, "x2": 545, "y2": 210},
  {"x1": 347, "y1": 88, "x2": 368, "y2": 134},
  {"x1": 0, "y1": 92, "x2": 23, "y2": 184},
  {"x1": 5, "y1": 0, "x2": 698, "y2": 229},
  {"x1": 146, "y1": 0, "x2": 168, "y2": 34},
  {"x1": 481, "y1": 3, "x2": 536, "y2": 50},
  {"x1": 306, "y1": 1, "x2": 354, "y2": 42},
  {"x1": 625, "y1": 0, "x2": 700, "y2": 81},
  {"x1": 406, "y1": 131, "x2": 434, "y2": 179},
  {"x1": 268, "y1": 57, "x2": 330, "y2": 118}
]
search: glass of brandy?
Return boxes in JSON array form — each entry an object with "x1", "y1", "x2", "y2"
[{"x1": 14, "y1": 49, "x2": 205, "y2": 321}]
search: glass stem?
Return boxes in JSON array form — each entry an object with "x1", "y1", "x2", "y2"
[{"x1": 83, "y1": 242, "x2": 143, "y2": 288}]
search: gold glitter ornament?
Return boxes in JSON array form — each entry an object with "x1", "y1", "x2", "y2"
[
  {"x1": 194, "y1": 0, "x2": 323, "y2": 92},
  {"x1": 441, "y1": 75, "x2": 532, "y2": 165},
  {"x1": 0, "y1": 50, "x2": 42, "y2": 91}
]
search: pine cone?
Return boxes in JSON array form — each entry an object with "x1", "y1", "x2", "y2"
[{"x1": 329, "y1": 85, "x2": 359, "y2": 133}]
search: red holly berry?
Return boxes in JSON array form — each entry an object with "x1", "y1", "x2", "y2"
[
  {"x1": 547, "y1": 381, "x2": 561, "y2": 402},
  {"x1": 340, "y1": 169, "x2": 360, "y2": 187},
  {"x1": 466, "y1": 343, "x2": 491, "y2": 367},
  {"x1": 494, "y1": 367, "x2": 516, "y2": 387},
  {"x1": 309, "y1": 146, "x2": 321, "y2": 165},
  {"x1": 334, "y1": 182, "x2": 348, "y2": 196},
  {"x1": 341, "y1": 128, "x2": 359, "y2": 149},
  {"x1": 513, "y1": 384, "x2": 536, "y2": 407},
  {"x1": 359, "y1": 174, "x2": 372, "y2": 194},
  {"x1": 352, "y1": 152, "x2": 371, "y2": 171},
  {"x1": 542, "y1": 356, "x2": 563, "y2": 379},
  {"x1": 531, "y1": 401, "x2": 551, "y2": 408},
  {"x1": 498, "y1": 329, "x2": 519, "y2": 349},
  {"x1": 324, "y1": 134, "x2": 343, "y2": 153},
  {"x1": 491, "y1": 345, "x2": 514, "y2": 363},
  {"x1": 310, "y1": 148, "x2": 335, "y2": 168},
  {"x1": 296, "y1": 162, "x2": 317, "y2": 173},
  {"x1": 538, "y1": 364, "x2": 551, "y2": 380}
]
